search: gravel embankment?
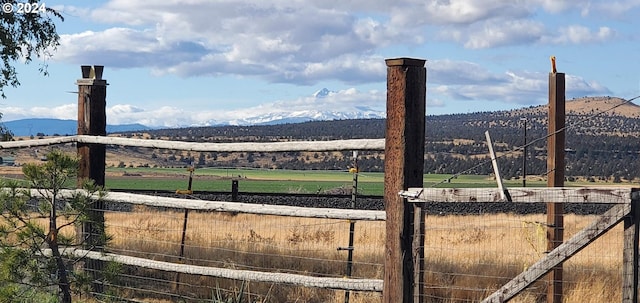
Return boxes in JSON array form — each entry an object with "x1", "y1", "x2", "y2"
[{"x1": 120, "y1": 192, "x2": 612, "y2": 216}]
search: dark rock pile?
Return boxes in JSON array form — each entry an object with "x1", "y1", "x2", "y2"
[{"x1": 126, "y1": 191, "x2": 612, "y2": 216}]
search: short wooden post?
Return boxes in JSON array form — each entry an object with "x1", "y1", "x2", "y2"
[
  {"x1": 231, "y1": 179, "x2": 239, "y2": 201},
  {"x1": 383, "y1": 57, "x2": 426, "y2": 303},
  {"x1": 547, "y1": 71, "x2": 565, "y2": 303},
  {"x1": 77, "y1": 65, "x2": 107, "y2": 294},
  {"x1": 173, "y1": 208, "x2": 190, "y2": 292},
  {"x1": 623, "y1": 189, "x2": 640, "y2": 303}
]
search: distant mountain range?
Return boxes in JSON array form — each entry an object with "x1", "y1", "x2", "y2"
[
  {"x1": 210, "y1": 88, "x2": 385, "y2": 126},
  {"x1": 224, "y1": 107, "x2": 385, "y2": 126},
  {"x1": 2, "y1": 106, "x2": 386, "y2": 136},
  {"x1": 3, "y1": 109, "x2": 385, "y2": 136},
  {"x1": 7, "y1": 96, "x2": 640, "y2": 182},
  {"x1": 1, "y1": 87, "x2": 387, "y2": 135},
  {"x1": 2, "y1": 118, "x2": 151, "y2": 137},
  {"x1": 3, "y1": 96, "x2": 634, "y2": 137},
  {"x1": 139, "y1": 95, "x2": 640, "y2": 183}
]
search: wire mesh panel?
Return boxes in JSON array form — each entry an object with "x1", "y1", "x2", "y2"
[
  {"x1": 100, "y1": 196, "x2": 385, "y2": 302},
  {"x1": 424, "y1": 211, "x2": 540, "y2": 301},
  {"x1": 422, "y1": 210, "x2": 624, "y2": 302},
  {"x1": 561, "y1": 213, "x2": 623, "y2": 303},
  {"x1": 407, "y1": 187, "x2": 631, "y2": 303}
]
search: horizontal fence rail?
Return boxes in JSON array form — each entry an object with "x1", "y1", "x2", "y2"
[
  {"x1": 32, "y1": 190, "x2": 386, "y2": 221},
  {"x1": 399, "y1": 186, "x2": 640, "y2": 303},
  {"x1": 6, "y1": 134, "x2": 640, "y2": 302},
  {"x1": 400, "y1": 187, "x2": 635, "y2": 204},
  {"x1": 0, "y1": 135, "x2": 387, "y2": 301},
  {"x1": 18, "y1": 188, "x2": 386, "y2": 294},
  {"x1": 0, "y1": 135, "x2": 386, "y2": 152},
  {"x1": 42, "y1": 248, "x2": 383, "y2": 292}
]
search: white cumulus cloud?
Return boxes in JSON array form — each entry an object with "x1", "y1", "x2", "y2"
[{"x1": 541, "y1": 25, "x2": 616, "y2": 44}]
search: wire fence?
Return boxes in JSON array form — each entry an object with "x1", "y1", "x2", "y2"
[
  {"x1": 27, "y1": 186, "x2": 635, "y2": 303},
  {"x1": 92, "y1": 192, "x2": 385, "y2": 302},
  {"x1": 1, "y1": 136, "x2": 388, "y2": 302},
  {"x1": 404, "y1": 187, "x2": 631, "y2": 303},
  {"x1": 3, "y1": 136, "x2": 640, "y2": 302},
  {"x1": 421, "y1": 211, "x2": 623, "y2": 302}
]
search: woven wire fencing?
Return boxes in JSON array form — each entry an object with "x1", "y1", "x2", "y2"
[
  {"x1": 95, "y1": 193, "x2": 385, "y2": 302},
  {"x1": 0, "y1": 136, "x2": 388, "y2": 302},
  {"x1": 410, "y1": 188, "x2": 627, "y2": 303}
]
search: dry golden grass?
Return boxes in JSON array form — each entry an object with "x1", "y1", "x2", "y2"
[
  {"x1": 97, "y1": 208, "x2": 626, "y2": 302},
  {"x1": 2, "y1": 208, "x2": 622, "y2": 302},
  {"x1": 104, "y1": 207, "x2": 384, "y2": 302},
  {"x1": 421, "y1": 213, "x2": 622, "y2": 303}
]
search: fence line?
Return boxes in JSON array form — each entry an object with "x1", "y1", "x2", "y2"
[
  {"x1": 401, "y1": 187, "x2": 634, "y2": 204},
  {"x1": 483, "y1": 202, "x2": 630, "y2": 303},
  {"x1": 1, "y1": 135, "x2": 387, "y2": 300},
  {"x1": 42, "y1": 248, "x2": 383, "y2": 292},
  {"x1": 0, "y1": 135, "x2": 386, "y2": 152},
  {"x1": 22, "y1": 187, "x2": 386, "y2": 294},
  {"x1": 402, "y1": 186, "x2": 639, "y2": 302},
  {"x1": 6, "y1": 137, "x2": 640, "y2": 301},
  {"x1": 0, "y1": 136, "x2": 77, "y2": 149},
  {"x1": 3, "y1": 60, "x2": 414, "y2": 302},
  {"x1": 32, "y1": 189, "x2": 386, "y2": 221}
]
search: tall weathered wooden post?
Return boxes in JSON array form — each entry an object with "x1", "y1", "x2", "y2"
[
  {"x1": 547, "y1": 64, "x2": 565, "y2": 303},
  {"x1": 623, "y1": 190, "x2": 640, "y2": 303},
  {"x1": 77, "y1": 65, "x2": 107, "y2": 293},
  {"x1": 383, "y1": 58, "x2": 426, "y2": 303}
]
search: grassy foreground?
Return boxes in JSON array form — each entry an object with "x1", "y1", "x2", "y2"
[
  {"x1": 2, "y1": 164, "x2": 624, "y2": 302},
  {"x1": 101, "y1": 209, "x2": 622, "y2": 302}
]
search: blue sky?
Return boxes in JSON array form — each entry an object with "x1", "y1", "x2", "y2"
[{"x1": 1, "y1": 0, "x2": 639, "y2": 127}]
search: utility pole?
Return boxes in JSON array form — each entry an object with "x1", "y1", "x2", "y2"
[{"x1": 521, "y1": 117, "x2": 527, "y2": 187}]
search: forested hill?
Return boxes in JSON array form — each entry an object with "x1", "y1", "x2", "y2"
[
  {"x1": 137, "y1": 96, "x2": 640, "y2": 182},
  {"x1": 148, "y1": 119, "x2": 386, "y2": 141}
]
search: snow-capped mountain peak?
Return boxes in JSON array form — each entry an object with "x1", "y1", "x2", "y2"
[
  {"x1": 197, "y1": 88, "x2": 386, "y2": 127},
  {"x1": 213, "y1": 88, "x2": 386, "y2": 126},
  {"x1": 224, "y1": 107, "x2": 385, "y2": 126},
  {"x1": 313, "y1": 88, "x2": 332, "y2": 98}
]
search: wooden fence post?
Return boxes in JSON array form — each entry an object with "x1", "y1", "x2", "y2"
[
  {"x1": 232, "y1": 179, "x2": 239, "y2": 201},
  {"x1": 383, "y1": 57, "x2": 426, "y2": 303},
  {"x1": 547, "y1": 70, "x2": 565, "y2": 303},
  {"x1": 77, "y1": 65, "x2": 107, "y2": 294},
  {"x1": 623, "y1": 189, "x2": 640, "y2": 303}
]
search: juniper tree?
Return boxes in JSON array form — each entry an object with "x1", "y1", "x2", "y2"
[{"x1": 0, "y1": 150, "x2": 108, "y2": 302}]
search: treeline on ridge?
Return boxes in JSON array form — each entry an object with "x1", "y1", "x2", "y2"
[{"x1": 124, "y1": 110, "x2": 640, "y2": 183}]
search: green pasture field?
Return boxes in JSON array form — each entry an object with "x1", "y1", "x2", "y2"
[
  {"x1": 105, "y1": 167, "x2": 551, "y2": 195},
  {"x1": 107, "y1": 167, "x2": 384, "y2": 194}
]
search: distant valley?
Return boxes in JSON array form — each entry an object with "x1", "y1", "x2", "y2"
[
  {"x1": 131, "y1": 96, "x2": 640, "y2": 183},
  {"x1": 3, "y1": 96, "x2": 640, "y2": 184}
]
